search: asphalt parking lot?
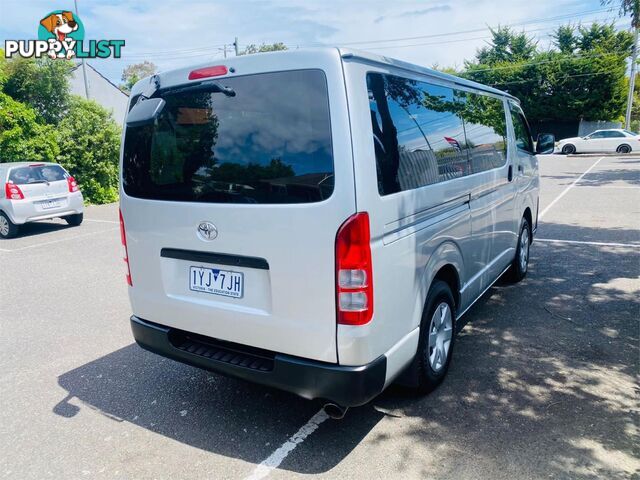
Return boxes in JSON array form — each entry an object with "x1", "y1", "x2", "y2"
[{"x1": 1, "y1": 154, "x2": 638, "y2": 480}]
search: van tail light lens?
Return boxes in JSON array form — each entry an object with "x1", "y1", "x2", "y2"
[
  {"x1": 119, "y1": 209, "x2": 132, "y2": 286},
  {"x1": 5, "y1": 182, "x2": 24, "y2": 200},
  {"x1": 67, "y1": 176, "x2": 79, "y2": 192},
  {"x1": 188, "y1": 65, "x2": 228, "y2": 80},
  {"x1": 335, "y1": 212, "x2": 373, "y2": 326}
]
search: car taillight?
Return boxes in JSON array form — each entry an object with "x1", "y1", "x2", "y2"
[
  {"x1": 188, "y1": 65, "x2": 228, "y2": 80},
  {"x1": 119, "y1": 209, "x2": 132, "y2": 286},
  {"x1": 67, "y1": 176, "x2": 79, "y2": 192},
  {"x1": 4, "y1": 182, "x2": 24, "y2": 200},
  {"x1": 335, "y1": 212, "x2": 373, "y2": 326}
]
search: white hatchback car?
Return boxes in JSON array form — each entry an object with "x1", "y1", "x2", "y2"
[
  {"x1": 0, "y1": 162, "x2": 84, "y2": 239},
  {"x1": 557, "y1": 129, "x2": 640, "y2": 154}
]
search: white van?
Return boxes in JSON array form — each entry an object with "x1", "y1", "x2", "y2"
[{"x1": 120, "y1": 48, "x2": 554, "y2": 415}]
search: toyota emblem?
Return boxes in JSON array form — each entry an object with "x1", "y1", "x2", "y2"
[{"x1": 197, "y1": 221, "x2": 218, "y2": 241}]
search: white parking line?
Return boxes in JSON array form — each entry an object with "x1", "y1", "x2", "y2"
[
  {"x1": 3, "y1": 228, "x2": 119, "y2": 252},
  {"x1": 85, "y1": 218, "x2": 119, "y2": 224},
  {"x1": 244, "y1": 409, "x2": 329, "y2": 480},
  {"x1": 536, "y1": 238, "x2": 640, "y2": 248},
  {"x1": 538, "y1": 156, "x2": 605, "y2": 220}
]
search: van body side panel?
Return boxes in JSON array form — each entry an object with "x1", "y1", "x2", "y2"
[
  {"x1": 339, "y1": 59, "x2": 473, "y2": 367},
  {"x1": 121, "y1": 50, "x2": 355, "y2": 363}
]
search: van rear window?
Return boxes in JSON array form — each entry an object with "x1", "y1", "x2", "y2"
[{"x1": 122, "y1": 69, "x2": 334, "y2": 204}]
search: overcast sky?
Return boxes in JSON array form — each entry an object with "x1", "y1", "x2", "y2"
[{"x1": 1, "y1": 0, "x2": 628, "y2": 85}]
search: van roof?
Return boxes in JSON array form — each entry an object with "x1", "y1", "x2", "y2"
[
  {"x1": 337, "y1": 47, "x2": 518, "y2": 101},
  {"x1": 131, "y1": 47, "x2": 518, "y2": 102}
]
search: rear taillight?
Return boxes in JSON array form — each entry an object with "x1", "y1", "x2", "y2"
[
  {"x1": 5, "y1": 182, "x2": 24, "y2": 200},
  {"x1": 188, "y1": 65, "x2": 228, "y2": 80},
  {"x1": 67, "y1": 176, "x2": 79, "y2": 192},
  {"x1": 119, "y1": 209, "x2": 132, "y2": 286},
  {"x1": 335, "y1": 212, "x2": 373, "y2": 326}
]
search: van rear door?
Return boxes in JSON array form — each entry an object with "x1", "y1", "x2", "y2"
[{"x1": 121, "y1": 60, "x2": 355, "y2": 363}]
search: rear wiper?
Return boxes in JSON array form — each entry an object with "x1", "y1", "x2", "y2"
[
  {"x1": 28, "y1": 180, "x2": 49, "y2": 185},
  {"x1": 159, "y1": 81, "x2": 236, "y2": 98}
]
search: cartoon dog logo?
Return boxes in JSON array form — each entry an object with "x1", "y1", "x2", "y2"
[{"x1": 39, "y1": 11, "x2": 78, "y2": 59}]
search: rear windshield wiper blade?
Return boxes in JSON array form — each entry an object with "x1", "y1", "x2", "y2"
[{"x1": 159, "y1": 81, "x2": 236, "y2": 98}]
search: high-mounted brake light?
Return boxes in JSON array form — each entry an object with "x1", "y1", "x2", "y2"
[
  {"x1": 335, "y1": 212, "x2": 374, "y2": 326},
  {"x1": 67, "y1": 176, "x2": 79, "y2": 193},
  {"x1": 188, "y1": 65, "x2": 228, "y2": 80},
  {"x1": 5, "y1": 182, "x2": 24, "y2": 200},
  {"x1": 119, "y1": 209, "x2": 132, "y2": 286}
]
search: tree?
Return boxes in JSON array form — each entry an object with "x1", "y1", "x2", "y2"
[
  {"x1": 56, "y1": 96, "x2": 122, "y2": 204},
  {"x1": 601, "y1": 0, "x2": 639, "y2": 28},
  {"x1": 0, "y1": 92, "x2": 59, "y2": 162},
  {"x1": 2, "y1": 56, "x2": 73, "y2": 124},
  {"x1": 241, "y1": 42, "x2": 288, "y2": 55},
  {"x1": 120, "y1": 61, "x2": 157, "y2": 92},
  {"x1": 476, "y1": 27, "x2": 537, "y2": 64},
  {"x1": 464, "y1": 23, "x2": 632, "y2": 125}
]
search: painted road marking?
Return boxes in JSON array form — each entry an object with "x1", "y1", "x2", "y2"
[
  {"x1": 536, "y1": 238, "x2": 640, "y2": 248},
  {"x1": 538, "y1": 156, "x2": 605, "y2": 220},
  {"x1": 3, "y1": 228, "x2": 119, "y2": 252},
  {"x1": 84, "y1": 218, "x2": 119, "y2": 224},
  {"x1": 244, "y1": 409, "x2": 329, "y2": 480}
]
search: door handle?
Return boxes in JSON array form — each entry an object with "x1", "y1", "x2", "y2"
[{"x1": 508, "y1": 165, "x2": 513, "y2": 182}]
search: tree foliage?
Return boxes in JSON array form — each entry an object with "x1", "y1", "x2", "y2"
[
  {"x1": 56, "y1": 97, "x2": 122, "y2": 204},
  {"x1": 241, "y1": 42, "x2": 288, "y2": 55},
  {"x1": 0, "y1": 92, "x2": 59, "y2": 162},
  {"x1": 601, "y1": 0, "x2": 639, "y2": 28},
  {"x1": 464, "y1": 23, "x2": 633, "y2": 125},
  {"x1": 2, "y1": 56, "x2": 74, "y2": 124},
  {"x1": 121, "y1": 61, "x2": 157, "y2": 92}
]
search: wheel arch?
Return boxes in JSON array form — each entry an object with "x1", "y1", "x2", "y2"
[{"x1": 413, "y1": 240, "x2": 464, "y2": 330}]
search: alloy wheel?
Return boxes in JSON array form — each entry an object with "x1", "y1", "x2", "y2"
[{"x1": 428, "y1": 302, "x2": 453, "y2": 372}]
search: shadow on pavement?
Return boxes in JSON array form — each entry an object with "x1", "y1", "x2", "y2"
[
  {"x1": 54, "y1": 341, "x2": 384, "y2": 473},
  {"x1": 11, "y1": 220, "x2": 73, "y2": 239}
]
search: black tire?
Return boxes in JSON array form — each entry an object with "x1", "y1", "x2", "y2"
[
  {"x1": 65, "y1": 213, "x2": 83, "y2": 226},
  {"x1": 508, "y1": 217, "x2": 531, "y2": 282},
  {"x1": 561, "y1": 144, "x2": 576, "y2": 155},
  {"x1": 0, "y1": 211, "x2": 19, "y2": 239},
  {"x1": 616, "y1": 144, "x2": 631, "y2": 154},
  {"x1": 414, "y1": 280, "x2": 457, "y2": 394}
]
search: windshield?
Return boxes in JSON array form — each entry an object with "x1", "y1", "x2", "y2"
[
  {"x1": 122, "y1": 69, "x2": 334, "y2": 204},
  {"x1": 8, "y1": 165, "x2": 67, "y2": 185}
]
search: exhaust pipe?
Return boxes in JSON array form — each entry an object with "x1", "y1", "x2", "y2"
[{"x1": 323, "y1": 403, "x2": 349, "y2": 420}]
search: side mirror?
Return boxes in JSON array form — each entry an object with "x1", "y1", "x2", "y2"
[
  {"x1": 126, "y1": 97, "x2": 166, "y2": 127},
  {"x1": 535, "y1": 133, "x2": 555, "y2": 154}
]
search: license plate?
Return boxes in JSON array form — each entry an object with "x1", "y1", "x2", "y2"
[
  {"x1": 189, "y1": 266, "x2": 244, "y2": 298},
  {"x1": 40, "y1": 199, "x2": 61, "y2": 210}
]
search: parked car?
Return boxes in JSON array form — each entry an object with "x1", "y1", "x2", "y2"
[
  {"x1": 120, "y1": 48, "x2": 554, "y2": 417},
  {"x1": 0, "y1": 162, "x2": 84, "y2": 239},
  {"x1": 557, "y1": 129, "x2": 640, "y2": 154}
]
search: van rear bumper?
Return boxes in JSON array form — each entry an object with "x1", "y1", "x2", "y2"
[{"x1": 130, "y1": 316, "x2": 386, "y2": 407}]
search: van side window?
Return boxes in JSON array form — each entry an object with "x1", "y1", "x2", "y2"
[
  {"x1": 367, "y1": 73, "x2": 468, "y2": 195},
  {"x1": 457, "y1": 92, "x2": 507, "y2": 173},
  {"x1": 509, "y1": 103, "x2": 534, "y2": 153},
  {"x1": 367, "y1": 73, "x2": 509, "y2": 196}
]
